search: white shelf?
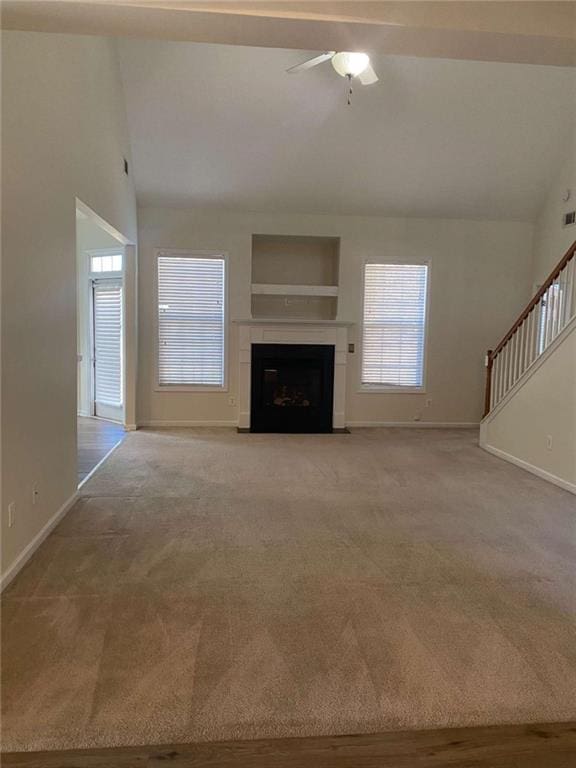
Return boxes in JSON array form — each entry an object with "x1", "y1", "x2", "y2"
[{"x1": 251, "y1": 283, "x2": 339, "y2": 297}]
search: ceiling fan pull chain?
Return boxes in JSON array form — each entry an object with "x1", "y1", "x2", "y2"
[{"x1": 347, "y1": 73, "x2": 353, "y2": 106}]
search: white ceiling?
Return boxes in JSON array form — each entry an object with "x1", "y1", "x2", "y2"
[{"x1": 118, "y1": 39, "x2": 576, "y2": 220}]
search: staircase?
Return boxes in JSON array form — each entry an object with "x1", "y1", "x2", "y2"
[
  {"x1": 480, "y1": 240, "x2": 576, "y2": 494},
  {"x1": 484, "y1": 240, "x2": 576, "y2": 417}
]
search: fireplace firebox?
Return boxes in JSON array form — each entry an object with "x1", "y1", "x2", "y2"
[{"x1": 250, "y1": 344, "x2": 335, "y2": 433}]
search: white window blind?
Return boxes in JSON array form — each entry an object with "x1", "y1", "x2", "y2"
[
  {"x1": 157, "y1": 254, "x2": 225, "y2": 387},
  {"x1": 361, "y1": 263, "x2": 428, "y2": 388},
  {"x1": 93, "y1": 281, "x2": 123, "y2": 406}
]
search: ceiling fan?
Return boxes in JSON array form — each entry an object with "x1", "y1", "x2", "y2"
[{"x1": 287, "y1": 51, "x2": 379, "y2": 104}]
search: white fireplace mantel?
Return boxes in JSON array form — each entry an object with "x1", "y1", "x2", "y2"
[{"x1": 236, "y1": 321, "x2": 352, "y2": 431}]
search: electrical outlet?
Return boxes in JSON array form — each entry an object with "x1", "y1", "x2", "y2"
[
  {"x1": 8, "y1": 502, "x2": 16, "y2": 528},
  {"x1": 32, "y1": 485, "x2": 39, "y2": 505},
  {"x1": 546, "y1": 435, "x2": 553, "y2": 450},
  {"x1": 228, "y1": 396, "x2": 236, "y2": 407}
]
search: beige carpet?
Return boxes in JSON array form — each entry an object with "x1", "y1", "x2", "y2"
[{"x1": 2, "y1": 428, "x2": 575, "y2": 752}]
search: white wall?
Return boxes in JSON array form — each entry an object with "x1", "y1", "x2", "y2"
[
  {"x1": 137, "y1": 207, "x2": 533, "y2": 427},
  {"x1": 532, "y1": 124, "x2": 576, "y2": 285},
  {"x1": 481, "y1": 319, "x2": 576, "y2": 493},
  {"x1": 1, "y1": 31, "x2": 137, "y2": 583}
]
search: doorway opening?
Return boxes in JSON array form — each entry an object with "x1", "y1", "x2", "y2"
[
  {"x1": 91, "y1": 256, "x2": 124, "y2": 421},
  {"x1": 76, "y1": 201, "x2": 134, "y2": 486}
]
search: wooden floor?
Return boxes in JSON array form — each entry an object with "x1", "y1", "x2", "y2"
[
  {"x1": 4, "y1": 721, "x2": 576, "y2": 767},
  {"x1": 77, "y1": 416, "x2": 125, "y2": 484}
]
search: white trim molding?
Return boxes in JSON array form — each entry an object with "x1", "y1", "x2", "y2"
[
  {"x1": 0, "y1": 491, "x2": 79, "y2": 592},
  {"x1": 139, "y1": 420, "x2": 238, "y2": 428},
  {"x1": 139, "y1": 420, "x2": 479, "y2": 430},
  {"x1": 236, "y1": 321, "x2": 349, "y2": 431},
  {"x1": 481, "y1": 443, "x2": 576, "y2": 496},
  {"x1": 347, "y1": 421, "x2": 479, "y2": 428}
]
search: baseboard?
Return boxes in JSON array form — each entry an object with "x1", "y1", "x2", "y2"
[
  {"x1": 346, "y1": 421, "x2": 479, "y2": 428},
  {"x1": 0, "y1": 491, "x2": 79, "y2": 592},
  {"x1": 481, "y1": 443, "x2": 576, "y2": 496},
  {"x1": 143, "y1": 420, "x2": 478, "y2": 430},
  {"x1": 139, "y1": 420, "x2": 238, "y2": 428},
  {"x1": 124, "y1": 423, "x2": 138, "y2": 431}
]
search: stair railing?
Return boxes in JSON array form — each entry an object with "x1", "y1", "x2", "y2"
[{"x1": 484, "y1": 240, "x2": 576, "y2": 417}]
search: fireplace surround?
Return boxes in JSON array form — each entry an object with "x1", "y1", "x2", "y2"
[
  {"x1": 236, "y1": 321, "x2": 350, "y2": 433},
  {"x1": 250, "y1": 344, "x2": 335, "y2": 433}
]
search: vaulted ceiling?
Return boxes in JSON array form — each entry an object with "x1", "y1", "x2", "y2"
[{"x1": 118, "y1": 39, "x2": 575, "y2": 219}]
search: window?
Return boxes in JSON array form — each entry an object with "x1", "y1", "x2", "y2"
[
  {"x1": 91, "y1": 253, "x2": 122, "y2": 273},
  {"x1": 361, "y1": 263, "x2": 429, "y2": 389},
  {"x1": 157, "y1": 253, "x2": 226, "y2": 387},
  {"x1": 537, "y1": 282, "x2": 563, "y2": 355}
]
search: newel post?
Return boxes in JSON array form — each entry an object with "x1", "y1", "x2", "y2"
[{"x1": 483, "y1": 349, "x2": 494, "y2": 418}]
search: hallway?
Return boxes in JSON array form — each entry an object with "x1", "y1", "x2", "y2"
[{"x1": 77, "y1": 417, "x2": 125, "y2": 485}]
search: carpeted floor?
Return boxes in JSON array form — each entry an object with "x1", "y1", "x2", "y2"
[{"x1": 2, "y1": 428, "x2": 575, "y2": 752}]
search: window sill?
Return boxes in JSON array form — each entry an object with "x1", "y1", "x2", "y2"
[{"x1": 358, "y1": 386, "x2": 426, "y2": 394}]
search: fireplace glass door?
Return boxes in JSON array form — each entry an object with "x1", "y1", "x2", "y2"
[{"x1": 250, "y1": 344, "x2": 335, "y2": 433}]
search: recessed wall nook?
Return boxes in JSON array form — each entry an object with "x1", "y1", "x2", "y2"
[{"x1": 241, "y1": 234, "x2": 349, "y2": 433}]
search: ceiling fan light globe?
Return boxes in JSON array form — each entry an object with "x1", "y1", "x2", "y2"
[{"x1": 331, "y1": 52, "x2": 370, "y2": 78}]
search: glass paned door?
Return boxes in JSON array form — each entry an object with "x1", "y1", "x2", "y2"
[{"x1": 92, "y1": 279, "x2": 123, "y2": 421}]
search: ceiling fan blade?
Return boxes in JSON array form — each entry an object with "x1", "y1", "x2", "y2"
[
  {"x1": 359, "y1": 64, "x2": 379, "y2": 85},
  {"x1": 286, "y1": 52, "x2": 335, "y2": 74}
]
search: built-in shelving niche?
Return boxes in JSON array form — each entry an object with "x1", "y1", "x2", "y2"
[{"x1": 251, "y1": 234, "x2": 340, "y2": 321}]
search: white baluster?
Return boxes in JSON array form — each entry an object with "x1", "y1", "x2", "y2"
[
  {"x1": 503, "y1": 345, "x2": 510, "y2": 397},
  {"x1": 492, "y1": 353, "x2": 498, "y2": 406},
  {"x1": 562, "y1": 261, "x2": 575, "y2": 329},
  {"x1": 569, "y1": 258, "x2": 576, "y2": 322},
  {"x1": 528, "y1": 308, "x2": 536, "y2": 366},
  {"x1": 551, "y1": 283, "x2": 558, "y2": 344},
  {"x1": 520, "y1": 319, "x2": 527, "y2": 376}
]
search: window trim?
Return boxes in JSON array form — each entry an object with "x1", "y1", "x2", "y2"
[
  {"x1": 87, "y1": 248, "x2": 125, "y2": 278},
  {"x1": 358, "y1": 258, "x2": 431, "y2": 394},
  {"x1": 153, "y1": 248, "x2": 229, "y2": 393}
]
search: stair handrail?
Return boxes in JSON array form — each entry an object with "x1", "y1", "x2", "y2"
[
  {"x1": 492, "y1": 240, "x2": 576, "y2": 359},
  {"x1": 484, "y1": 239, "x2": 576, "y2": 417}
]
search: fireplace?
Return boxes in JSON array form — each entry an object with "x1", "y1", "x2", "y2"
[{"x1": 250, "y1": 344, "x2": 335, "y2": 433}]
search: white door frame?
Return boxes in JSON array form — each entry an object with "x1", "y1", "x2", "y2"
[
  {"x1": 76, "y1": 199, "x2": 137, "y2": 430},
  {"x1": 91, "y1": 274, "x2": 124, "y2": 422}
]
